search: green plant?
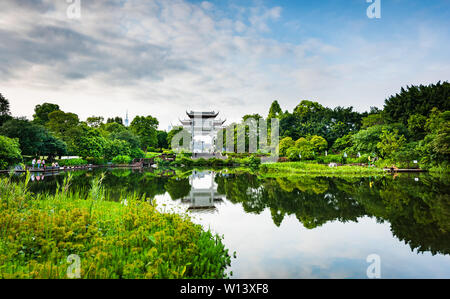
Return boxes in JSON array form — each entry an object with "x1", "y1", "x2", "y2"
[{"x1": 112, "y1": 155, "x2": 132, "y2": 165}]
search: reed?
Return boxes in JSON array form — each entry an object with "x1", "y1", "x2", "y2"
[{"x1": 0, "y1": 172, "x2": 233, "y2": 279}]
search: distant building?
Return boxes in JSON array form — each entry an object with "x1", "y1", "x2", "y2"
[
  {"x1": 180, "y1": 111, "x2": 226, "y2": 153},
  {"x1": 124, "y1": 110, "x2": 129, "y2": 127}
]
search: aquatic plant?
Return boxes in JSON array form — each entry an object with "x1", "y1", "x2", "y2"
[{"x1": 0, "y1": 173, "x2": 232, "y2": 279}]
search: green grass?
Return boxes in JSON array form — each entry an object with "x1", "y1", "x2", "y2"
[
  {"x1": 259, "y1": 162, "x2": 385, "y2": 176},
  {"x1": 0, "y1": 173, "x2": 233, "y2": 279},
  {"x1": 145, "y1": 152, "x2": 161, "y2": 159}
]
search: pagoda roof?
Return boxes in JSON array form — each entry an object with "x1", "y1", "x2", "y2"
[{"x1": 186, "y1": 111, "x2": 219, "y2": 119}]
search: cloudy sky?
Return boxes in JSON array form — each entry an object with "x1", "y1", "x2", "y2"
[{"x1": 1, "y1": 0, "x2": 449, "y2": 129}]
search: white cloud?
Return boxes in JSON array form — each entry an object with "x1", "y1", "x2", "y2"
[{"x1": 1, "y1": 0, "x2": 449, "y2": 129}]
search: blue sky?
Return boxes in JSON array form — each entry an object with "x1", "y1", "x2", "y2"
[{"x1": 1, "y1": 0, "x2": 449, "y2": 129}]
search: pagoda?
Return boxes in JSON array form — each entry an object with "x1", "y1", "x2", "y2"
[{"x1": 180, "y1": 111, "x2": 226, "y2": 153}]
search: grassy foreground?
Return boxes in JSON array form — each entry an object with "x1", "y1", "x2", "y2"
[
  {"x1": 259, "y1": 162, "x2": 386, "y2": 176},
  {"x1": 0, "y1": 173, "x2": 232, "y2": 279}
]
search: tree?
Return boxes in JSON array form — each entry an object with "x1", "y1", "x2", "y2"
[
  {"x1": 0, "y1": 118, "x2": 67, "y2": 157},
  {"x1": 268, "y1": 100, "x2": 283, "y2": 119},
  {"x1": 130, "y1": 116, "x2": 159, "y2": 151},
  {"x1": 362, "y1": 113, "x2": 384, "y2": 129},
  {"x1": 384, "y1": 81, "x2": 450, "y2": 124},
  {"x1": 294, "y1": 100, "x2": 325, "y2": 118},
  {"x1": 0, "y1": 93, "x2": 12, "y2": 126},
  {"x1": 332, "y1": 133, "x2": 353, "y2": 153},
  {"x1": 46, "y1": 110, "x2": 81, "y2": 152},
  {"x1": 309, "y1": 135, "x2": 328, "y2": 153},
  {"x1": 278, "y1": 137, "x2": 295, "y2": 157},
  {"x1": 103, "y1": 139, "x2": 131, "y2": 160},
  {"x1": 376, "y1": 129, "x2": 406, "y2": 159},
  {"x1": 157, "y1": 130, "x2": 168, "y2": 149},
  {"x1": 407, "y1": 114, "x2": 427, "y2": 141},
  {"x1": 111, "y1": 130, "x2": 141, "y2": 150},
  {"x1": 33, "y1": 103, "x2": 60, "y2": 126},
  {"x1": 107, "y1": 117, "x2": 124, "y2": 125},
  {"x1": 72, "y1": 124, "x2": 106, "y2": 159},
  {"x1": 0, "y1": 135, "x2": 22, "y2": 169},
  {"x1": 86, "y1": 116, "x2": 104, "y2": 128},
  {"x1": 294, "y1": 137, "x2": 315, "y2": 160}
]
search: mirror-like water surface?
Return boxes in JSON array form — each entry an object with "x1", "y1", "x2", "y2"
[{"x1": 7, "y1": 168, "x2": 450, "y2": 278}]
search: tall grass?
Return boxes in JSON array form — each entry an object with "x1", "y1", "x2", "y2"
[
  {"x1": 0, "y1": 172, "x2": 232, "y2": 279},
  {"x1": 259, "y1": 162, "x2": 385, "y2": 175}
]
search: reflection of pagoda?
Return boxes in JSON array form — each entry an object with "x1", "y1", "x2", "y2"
[
  {"x1": 182, "y1": 171, "x2": 223, "y2": 211},
  {"x1": 180, "y1": 111, "x2": 226, "y2": 153}
]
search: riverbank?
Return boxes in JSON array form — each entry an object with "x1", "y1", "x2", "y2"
[
  {"x1": 0, "y1": 173, "x2": 232, "y2": 279},
  {"x1": 259, "y1": 162, "x2": 386, "y2": 175}
]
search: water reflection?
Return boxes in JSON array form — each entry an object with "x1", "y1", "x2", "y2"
[
  {"x1": 5, "y1": 168, "x2": 450, "y2": 277},
  {"x1": 181, "y1": 171, "x2": 224, "y2": 212}
]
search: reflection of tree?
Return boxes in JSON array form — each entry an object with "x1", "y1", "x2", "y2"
[
  {"x1": 215, "y1": 172, "x2": 450, "y2": 255},
  {"x1": 165, "y1": 177, "x2": 191, "y2": 200}
]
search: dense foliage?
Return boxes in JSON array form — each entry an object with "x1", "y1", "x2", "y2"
[{"x1": 0, "y1": 174, "x2": 233, "y2": 278}]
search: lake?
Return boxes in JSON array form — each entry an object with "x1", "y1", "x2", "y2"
[{"x1": 7, "y1": 168, "x2": 450, "y2": 278}]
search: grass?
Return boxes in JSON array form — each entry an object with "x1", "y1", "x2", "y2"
[
  {"x1": 259, "y1": 162, "x2": 385, "y2": 176},
  {"x1": 0, "y1": 172, "x2": 233, "y2": 279}
]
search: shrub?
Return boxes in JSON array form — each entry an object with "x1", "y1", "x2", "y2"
[
  {"x1": 0, "y1": 175, "x2": 233, "y2": 279},
  {"x1": 0, "y1": 136, "x2": 22, "y2": 169},
  {"x1": 322, "y1": 154, "x2": 342, "y2": 164},
  {"x1": 57, "y1": 158, "x2": 88, "y2": 167},
  {"x1": 86, "y1": 157, "x2": 108, "y2": 165},
  {"x1": 130, "y1": 147, "x2": 145, "y2": 159},
  {"x1": 112, "y1": 155, "x2": 132, "y2": 165}
]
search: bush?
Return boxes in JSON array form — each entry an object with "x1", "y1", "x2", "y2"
[
  {"x1": 0, "y1": 176, "x2": 232, "y2": 278},
  {"x1": 57, "y1": 158, "x2": 88, "y2": 167},
  {"x1": 112, "y1": 155, "x2": 132, "y2": 165},
  {"x1": 321, "y1": 154, "x2": 342, "y2": 164},
  {"x1": 130, "y1": 148, "x2": 145, "y2": 159},
  {"x1": 86, "y1": 157, "x2": 108, "y2": 165},
  {"x1": 0, "y1": 136, "x2": 22, "y2": 169}
]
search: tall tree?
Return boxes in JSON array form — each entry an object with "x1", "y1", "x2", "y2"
[
  {"x1": 384, "y1": 81, "x2": 450, "y2": 124},
  {"x1": 0, "y1": 93, "x2": 12, "y2": 126},
  {"x1": 0, "y1": 118, "x2": 67, "y2": 157},
  {"x1": 130, "y1": 115, "x2": 159, "y2": 151},
  {"x1": 33, "y1": 103, "x2": 60, "y2": 126}
]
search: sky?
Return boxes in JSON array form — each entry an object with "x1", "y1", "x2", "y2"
[{"x1": 1, "y1": 0, "x2": 449, "y2": 130}]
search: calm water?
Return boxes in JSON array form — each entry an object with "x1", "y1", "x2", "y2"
[{"x1": 7, "y1": 168, "x2": 450, "y2": 278}]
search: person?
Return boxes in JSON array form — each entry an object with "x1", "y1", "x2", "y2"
[
  {"x1": 42, "y1": 159, "x2": 45, "y2": 170},
  {"x1": 32, "y1": 158, "x2": 36, "y2": 169},
  {"x1": 37, "y1": 159, "x2": 41, "y2": 169}
]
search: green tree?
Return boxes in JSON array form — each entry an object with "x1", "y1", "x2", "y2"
[
  {"x1": 130, "y1": 116, "x2": 159, "y2": 151},
  {"x1": 376, "y1": 129, "x2": 406, "y2": 159},
  {"x1": 33, "y1": 103, "x2": 60, "y2": 126},
  {"x1": 0, "y1": 118, "x2": 67, "y2": 157},
  {"x1": 407, "y1": 114, "x2": 427, "y2": 140},
  {"x1": 384, "y1": 81, "x2": 450, "y2": 124},
  {"x1": 106, "y1": 117, "x2": 123, "y2": 125},
  {"x1": 0, "y1": 135, "x2": 22, "y2": 169},
  {"x1": 268, "y1": 100, "x2": 283, "y2": 119},
  {"x1": 46, "y1": 110, "x2": 81, "y2": 152},
  {"x1": 309, "y1": 135, "x2": 328, "y2": 154},
  {"x1": 111, "y1": 130, "x2": 141, "y2": 150},
  {"x1": 157, "y1": 130, "x2": 168, "y2": 149},
  {"x1": 0, "y1": 93, "x2": 12, "y2": 126},
  {"x1": 103, "y1": 139, "x2": 131, "y2": 160},
  {"x1": 72, "y1": 124, "x2": 106, "y2": 159},
  {"x1": 86, "y1": 116, "x2": 104, "y2": 128},
  {"x1": 362, "y1": 113, "x2": 384, "y2": 129},
  {"x1": 278, "y1": 137, "x2": 295, "y2": 157}
]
